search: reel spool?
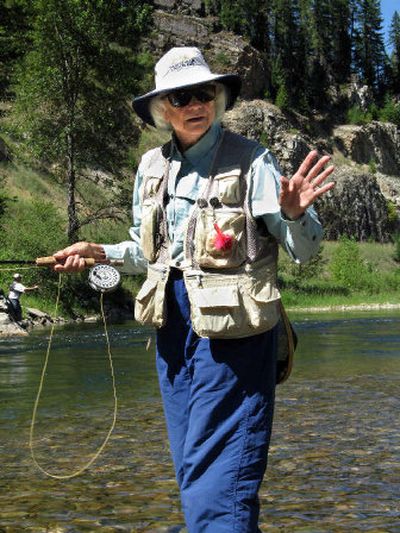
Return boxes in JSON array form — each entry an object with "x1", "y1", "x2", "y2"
[{"x1": 88, "y1": 264, "x2": 121, "y2": 293}]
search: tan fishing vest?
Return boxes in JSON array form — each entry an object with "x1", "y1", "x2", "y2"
[{"x1": 134, "y1": 129, "x2": 282, "y2": 340}]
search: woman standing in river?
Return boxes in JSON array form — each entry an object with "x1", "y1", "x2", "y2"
[{"x1": 53, "y1": 47, "x2": 334, "y2": 532}]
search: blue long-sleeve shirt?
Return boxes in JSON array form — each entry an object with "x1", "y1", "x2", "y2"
[{"x1": 103, "y1": 123, "x2": 323, "y2": 273}]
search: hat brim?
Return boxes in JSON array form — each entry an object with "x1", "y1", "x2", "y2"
[{"x1": 132, "y1": 74, "x2": 241, "y2": 126}]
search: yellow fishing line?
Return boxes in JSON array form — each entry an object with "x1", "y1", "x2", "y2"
[{"x1": 29, "y1": 273, "x2": 118, "y2": 479}]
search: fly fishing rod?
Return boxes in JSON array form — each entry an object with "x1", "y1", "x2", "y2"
[
  {"x1": 0, "y1": 258, "x2": 123, "y2": 293},
  {"x1": 0, "y1": 256, "x2": 122, "y2": 267}
]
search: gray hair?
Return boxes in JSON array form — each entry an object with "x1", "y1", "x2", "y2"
[{"x1": 149, "y1": 83, "x2": 228, "y2": 131}]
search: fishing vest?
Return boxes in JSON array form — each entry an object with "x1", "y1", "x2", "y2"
[{"x1": 134, "y1": 129, "x2": 282, "y2": 339}]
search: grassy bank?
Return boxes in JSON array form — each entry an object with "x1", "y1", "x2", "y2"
[{"x1": 279, "y1": 240, "x2": 400, "y2": 310}]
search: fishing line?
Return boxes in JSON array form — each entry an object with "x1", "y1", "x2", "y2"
[
  {"x1": 0, "y1": 266, "x2": 40, "y2": 272},
  {"x1": 27, "y1": 272, "x2": 118, "y2": 479}
]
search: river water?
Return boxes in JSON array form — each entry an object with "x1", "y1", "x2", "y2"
[{"x1": 0, "y1": 312, "x2": 399, "y2": 532}]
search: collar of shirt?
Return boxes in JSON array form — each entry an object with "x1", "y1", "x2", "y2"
[{"x1": 170, "y1": 122, "x2": 223, "y2": 175}]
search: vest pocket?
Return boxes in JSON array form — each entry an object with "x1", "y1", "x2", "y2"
[
  {"x1": 184, "y1": 265, "x2": 281, "y2": 339},
  {"x1": 194, "y1": 208, "x2": 247, "y2": 268},
  {"x1": 141, "y1": 198, "x2": 162, "y2": 262},
  {"x1": 134, "y1": 266, "x2": 169, "y2": 327},
  {"x1": 214, "y1": 169, "x2": 241, "y2": 204}
]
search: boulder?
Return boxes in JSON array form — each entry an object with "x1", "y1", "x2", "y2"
[
  {"x1": 0, "y1": 311, "x2": 28, "y2": 337},
  {"x1": 26, "y1": 307, "x2": 53, "y2": 328},
  {"x1": 152, "y1": 10, "x2": 211, "y2": 49},
  {"x1": 208, "y1": 33, "x2": 266, "y2": 100},
  {"x1": 154, "y1": 0, "x2": 204, "y2": 16},
  {"x1": 26, "y1": 307, "x2": 51, "y2": 320},
  {"x1": 333, "y1": 122, "x2": 400, "y2": 176},
  {"x1": 223, "y1": 100, "x2": 313, "y2": 175},
  {"x1": 315, "y1": 168, "x2": 392, "y2": 242},
  {"x1": 345, "y1": 77, "x2": 374, "y2": 111}
]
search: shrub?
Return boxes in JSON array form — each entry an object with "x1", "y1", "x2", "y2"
[
  {"x1": 387, "y1": 201, "x2": 399, "y2": 230},
  {"x1": 393, "y1": 233, "x2": 400, "y2": 263},
  {"x1": 368, "y1": 159, "x2": 377, "y2": 174},
  {"x1": 275, "y1": 84, "x2": 290, "y2": 111},
  {"x1": 346, "y1": 105, "x2": 371, "y2": 125},
  {"x1": 330, "y1": 236, "x2": 370, "y2": 289},
  {"x1": 379, "y1": 96, "x2": 400, "y2": 126}
]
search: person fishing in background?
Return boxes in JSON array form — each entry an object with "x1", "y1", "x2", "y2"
[
  {"x1": 52, "y1": 47, "x2": 335, "y2": 532},
  {"x1": 7, "y1": 273, "x2": 39, "y2": 323}
]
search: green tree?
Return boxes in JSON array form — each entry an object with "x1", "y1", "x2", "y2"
[
  {"x1": 330, "y1": 236, "x2": 369, "y2": 288},
  {"x1": 0, "y1": 0, "x2": 32, "y2": 98},
  {"x1": 11, "y1": 0, "x2": 151, "y2": 243},
  {"x1": 270, "y1": 0, "x2": 308, "y2": 109},
  {"x1": 389, "y1": 11, "x2": 400, "y2": 94},
  {"x1": 353, "y1": 0, "x2": 387, "y2": 93}
]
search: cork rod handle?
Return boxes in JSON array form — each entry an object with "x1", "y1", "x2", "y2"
[{"x1": 35, "y1": 256, "x2": 96, "y2": 267}]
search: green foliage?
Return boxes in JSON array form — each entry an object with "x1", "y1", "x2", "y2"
[
  {"x1": 0, "y1": 173, "x2": 9, "y2": 223},
  {"x1": 379, "y1": 96, "x2": 400, "y2": 126},
  {"x1": 0, "y1": 197, "x2": 67, "y2": 307},
  {"x1": 215, "y1": 51, "x2": 231, "y2": 68},
  {"x1": 387, "y1": 200, "x2": 398, "y2": 228},
  {"x1": 0, "y1": 198, "x2": 66, "y2": 259},
  {"x1": 346, "y1": 105, "x2": 372, "y2": 125},
  {"x1": 393, "y1": 233, "x2": 400, "y2": 263},
  {"x1": 389, "y1": 11, "x2": 400, "y2": 92},
  {"x1": 284, "y1": 245, "x2": 328, "y2": 287},
  {"x1": 353, "y1": 0, "x2": 386, "y2": 92},
  {"x1": 275, "y1": 84, "x2": 290, "y2": 110},
  {"x1": 330, "y1": 236, "x2": 369, "y2": 289},
  {"x1": 368, "y1": 159, "x2": 377, "y2": 174},
  {"x1": 0, "y1": 0, "x2": 32, "y2": 98},
  {"x1": 9, "y1": 0, "x2": 152, "y2": 242}
]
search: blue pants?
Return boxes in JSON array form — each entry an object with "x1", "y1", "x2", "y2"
[{"x1": 156, "y1": 269, "x2": 277, "y2": 533}]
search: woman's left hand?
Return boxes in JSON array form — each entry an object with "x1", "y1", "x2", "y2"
[{"x1": 279, "y1": 150, "x2": 335, "y2": 221}]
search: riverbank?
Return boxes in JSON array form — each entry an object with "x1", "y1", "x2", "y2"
[
  {"x1": 287, "y1": 302, "x2": 400, "y2": 313},
  {"x1": 1, "y1": 298, "x2": 400, "y2": 338}
]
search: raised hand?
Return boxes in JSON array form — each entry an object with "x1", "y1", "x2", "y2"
[{"x1": 279, "y1": 150, "x2": 335, "y2": 221}]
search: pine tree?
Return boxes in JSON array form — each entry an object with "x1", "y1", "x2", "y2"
[
  {"x1": 389, "y1": 11, "x2": 400, "y2": 94},
  {"x1": 353, "y1": 0, "x2": 386, "y2": 93},
  {"x1": 331, "y1": 0, "x2": 353, "y2": 84},
  {"x1": 270, "y1": 0, "x2": 308, "y2": 109}
]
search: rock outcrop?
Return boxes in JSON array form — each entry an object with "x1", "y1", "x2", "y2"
[
  {"x1": 333, "y1": 122, "x2": 400, "y2": 176},
  {"x1": 315, "y1": 168, "x2": 392, "y2": 241},
  {"x1": 0, "y1": 298, "x2": 28, "y2": 337},
  {"x1": 223, "y1": 100, "x2": 313, "y2": 175},
  {"x1": 223, "y1": 100, "x2": 399, "y2": 241}
]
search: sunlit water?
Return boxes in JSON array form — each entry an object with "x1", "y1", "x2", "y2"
[{"x1": 0, "y1": 312, "x2": 399, "y2": 532}]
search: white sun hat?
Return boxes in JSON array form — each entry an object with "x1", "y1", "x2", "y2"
[{"x1": 132, "y1": 47, "x2": 241, "y2": 126}]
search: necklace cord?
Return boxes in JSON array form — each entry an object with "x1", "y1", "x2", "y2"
[{"x1": 29, "y1": 274, "x2": 118, "y2": 479}]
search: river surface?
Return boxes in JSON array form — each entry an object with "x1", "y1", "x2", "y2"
[{"x1": 0, "y1": 312, "x2": 399, "y2": 533}]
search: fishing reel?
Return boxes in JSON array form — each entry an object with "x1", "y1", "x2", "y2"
[{"x1": 88, "y1": 264, "x2": 121, "y2": 293}]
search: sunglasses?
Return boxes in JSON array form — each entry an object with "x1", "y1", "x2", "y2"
[{"x1": 166, "y1": 84, "x2": 216, "y2": 108}]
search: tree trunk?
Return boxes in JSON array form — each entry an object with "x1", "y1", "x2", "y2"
[{"x1": 66, "y1": 131, "x2": 79, "y2": 243}]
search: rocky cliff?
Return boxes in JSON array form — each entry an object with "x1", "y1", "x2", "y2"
[{"x1": 223, "y1": 100, "x2": 399, "y2": 241}]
